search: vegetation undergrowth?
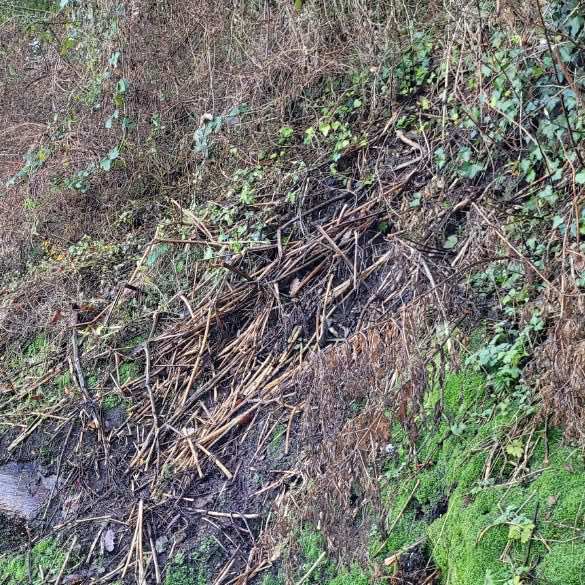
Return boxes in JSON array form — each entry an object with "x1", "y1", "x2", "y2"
[
  {"x1": 2, "y1": 0, "x2": 585, "y2": 584},
  {"x1": 0, "y1": 539, "x2": 69, "y2": 585},
  {"x1": 377, "y1": 328, "x2": 585, "y2": 584}
]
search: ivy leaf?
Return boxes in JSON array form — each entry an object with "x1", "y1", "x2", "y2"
[
  {"x1": 537, "y1": 185, "x2": 557, "y2": 204},
  {"x1": 575, "y1": 170, "x2": 585, "y2": 185},
  {"x1": 569, "y1": 15, "x2": 584, "y2": 39},
  {"x1": 100, "y1": 158, "x2": 112, "y2": 171},
  {"x1": 99, "y1": 147, "x2": 120, "y2": 171},
  {"x1": 116, "y1": 79, "x2": 129, "y2": 94},
  {"x1": 319, "y1": 122, "x2": 331, "y2": 137},
  {"x1": 552, "y1": 215, "x2": 564, "y2": 230}
]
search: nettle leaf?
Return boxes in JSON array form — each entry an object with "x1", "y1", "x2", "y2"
[
  {"x1": 459, "y1": 162, "x2": 484, "y2": 179},
  {"x1": 279, "y1": 126, "x2": 293, "y2": 141},
  {"x1": 410, "y1": 192, "x2": 422, "y2": 208},
  {"x1": 460, "y1": 147, "x2": 472, "y2": 162},
  {"x1": 434, "y1": 147, "x2": 447, "y2": 169}
]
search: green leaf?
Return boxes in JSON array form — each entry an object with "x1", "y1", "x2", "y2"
[
  {"x1": 116, "y1": 79, "x2": 129, "y2": 94},
  {"x1": 410, "y1": 192, "x2": 422, "y2": 208},
  {"x1": 99, "y1": 158, "x2": 112, "y2": 171},
  {"x1": 319, "y1": 122, "x2": 331, "y2": 137},
  {"x1": 419, "y1": 96, "x2": 431, "y2": 110},
  {"x1": 537, "y1": 185, "x2": 557, "y2": 204},
  {"x1": 434, "y1": 147, "x2": 447, "y2": 169},
  {"x1": 443, "y1": 235, "x2": 458, "y2": 249},
  {"x1": 99, "y1": 147, "x2": 120, "y2": 171},
  {"x1": 575, "y1": 170, "x2": 585, "y2": 184},
  {"x1": 451, "y1": 422, "x2": 466, "y2": 436},
  {"x1": 508, "y1": 519, "x2": 534, "y2": 544},
  {"x1": 506, "y1": 439, "x2": 523, "y2": 459},
  {"x1": 37, "y1": 147, "x2": 49, "y2": 162},
  {"x1": 109, "y1": 51, "x2": 121, "y2": 68},
  {"x1": 122, "y1": 117, "x2": 136, "y2": 131},
  {"x1": 279, "y1": 126, "x2": 294, "y2": 142},
  {"x1": 552, "y1": 215, "x2": 564, "y2": 230}
]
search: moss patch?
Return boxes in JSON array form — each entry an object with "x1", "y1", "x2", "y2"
[
  {"x1": 381, "y1": 368, "x2": 585, "y2": 585},
  {"x1": 164, "y1": 538, "x2": 217, "y2": 585},
  {"x1": 0, "y1": 538, "x2": 68, "y2": 585}
]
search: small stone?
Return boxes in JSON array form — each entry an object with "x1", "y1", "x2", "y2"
[
  {"x1": 102, "y1": 528, "x2": 115, "y2": 553},
  {"x1": 155, "y1": 535, "x2": 169, "y2": 554}
]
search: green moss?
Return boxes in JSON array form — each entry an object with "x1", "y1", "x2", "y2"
[
  {"x1": 24, "y1": 334, "x2": 49, "y2": 359},
  {"x1": 0, "y1": 538, "x2": 67, "y2": 585},
  {"x1": 442, "y1": 371, "x2": 485, "y2": 417},
  {"x1": 119, "y1": 361, "x2": 139, "y2": 385},
  {"x1": 101, "y1": 393, "x2": 127, "y2": 412},
  {"x1": 260, "y1": 573, "x2": 285, "y2": 585},
  {"x1": 538, "y1": 544, "x2": 585, "y2": 584},
  {"x1": 380, "y1": 359, "x2": 585, "y2": 585},
  {"x1": 384, "y1": 511, "x2": 426, "y2": 554},
  {"x1": 292, "y1": 527, "x2": 336, "y2": 583},
  {"x1": 268, "y1": 423, "x2": 286, "y2": 457},
  {"x1": 54, "y1": 371, "x2": 72, "y2": 391},
  {"x1": 428, "y1": 491, "x2": 512, "y2": 584},
  {"x1": 327, "y1": 565, "x2": 369, "y2": 585},
  {"x1": 298, "y1": 528, "x2": 325, "y2": 564},
  {"x1": 164, "y1": 551, "x2": 206, "y2": 585},
  {"x1": 164, "y1": 538, "x2": 217, "y2": 585}
]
